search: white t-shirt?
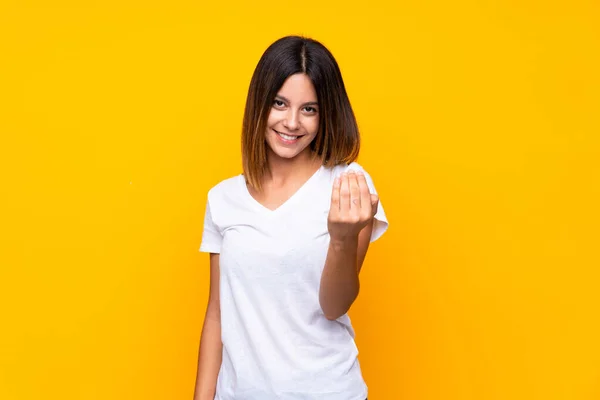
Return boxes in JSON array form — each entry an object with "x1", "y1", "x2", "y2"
[{"x1": 199, "y1": 162, "x2": 388, "y2": 400}]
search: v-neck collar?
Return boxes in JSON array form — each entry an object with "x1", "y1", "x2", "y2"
[{"x1": 240, "y1": 165, "x2": 323, "y2": 215}]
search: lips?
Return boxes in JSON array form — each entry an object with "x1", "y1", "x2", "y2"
[{"x1": 274, "y1": 129, "x2": 304, "y2": 141}]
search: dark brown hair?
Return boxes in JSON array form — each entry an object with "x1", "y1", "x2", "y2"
[{"x1": 241, "y1": 35, "x2": 360, "y2": 190}]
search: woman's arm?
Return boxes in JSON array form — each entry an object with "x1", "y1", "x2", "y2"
[
  {"x1": 319, "y1": 219, "x2": 374, "y2": 320},
  {"x1": 193, "y1": 253, "x2": 222, "y2": 400},
  {"x1": 319, "y1": 171, "x2": 378, "y2": 320}
]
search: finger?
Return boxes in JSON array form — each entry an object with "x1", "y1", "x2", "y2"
[
  {"x1": 340, "y1": 172, "x2": 351, "y2": 212},
  {"x1": 370, "y1": 194, "x2": 379, "y2": 216},
  {"x1": 348, "y1": 172, "x2": 360, "y2": 210},
  {"x1": 331, "y1": 176, "x2": 341, "y2": 211},
  {"x1": 356, "y1": 171, "x2": 371, "y2": 214}
]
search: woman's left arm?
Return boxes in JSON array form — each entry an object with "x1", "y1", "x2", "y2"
[{"x1": 319, "y1": 171, "x2": 378, "y2": 321}]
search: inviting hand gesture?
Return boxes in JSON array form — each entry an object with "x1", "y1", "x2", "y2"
[{"x1": 327, "y1": 171, "x2": 379, "y2": 241}]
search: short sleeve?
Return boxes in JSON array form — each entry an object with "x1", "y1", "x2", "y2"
[
  {"x1": 199, "y1": 196, "x2": 222, "y2": 254},
  {"x1": 345, "y1": 163, "x2": 389, "y2": 243}
]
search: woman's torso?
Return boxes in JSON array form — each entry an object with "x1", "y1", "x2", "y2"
[{"x1": 207, "y1": 164, "x2": 368, "y2": 400}]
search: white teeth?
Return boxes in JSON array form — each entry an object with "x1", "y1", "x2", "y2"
[{"x1": 277, "y1": 131, "x2": 300, "y2": 141}]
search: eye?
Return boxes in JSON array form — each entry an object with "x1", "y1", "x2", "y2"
[
  {"x1": 273, "y1": 99, "x2": 285, "y2": 108},
  {"x1": 303, "y1": 106, "x2": 318, "y2": 113}
]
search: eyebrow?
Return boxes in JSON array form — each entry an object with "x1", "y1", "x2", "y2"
[{"x1": 275, "y1": 95, "x2": 319, "y2": 107}]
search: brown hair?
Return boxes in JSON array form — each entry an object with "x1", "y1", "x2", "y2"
[{"x1": 242, "y1": 35, "x2": 360, "y2": 190}]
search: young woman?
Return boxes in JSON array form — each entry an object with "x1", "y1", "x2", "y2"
[{"x1": 193, "y1": 35, "x2": 388, "y2": 400}]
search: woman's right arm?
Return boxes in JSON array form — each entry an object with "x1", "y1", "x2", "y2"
[{"x1": 193, "y1": 253, "x2": 223, "y2": 400}]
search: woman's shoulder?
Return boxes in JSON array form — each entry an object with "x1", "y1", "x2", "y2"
[
  {"x1": 206, "y1": 173, "x2": 244, "y2": 199},
  {"x1": 324, "y1": 161, "x2": 369, "y2": 176},
  {"x1": 345, "y1": 161, "x2": 368, "y2": 173}
]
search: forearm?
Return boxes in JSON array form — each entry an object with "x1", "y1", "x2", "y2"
[
  {"x1": 319, "y1": 235, "x2": 360, "y2": 320},
  {"x1": 193, "y1": 310, "x2": 222, "y2": 400}
]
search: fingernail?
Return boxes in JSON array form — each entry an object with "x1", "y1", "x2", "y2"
[{"x1": 356, "y1": 171, "x2": 364, "y2": 176}]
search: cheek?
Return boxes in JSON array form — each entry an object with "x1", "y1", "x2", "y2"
[
  {"x1": 266, "y1": 110, "x2": 277, "y2": 127},
  {"x1": 267, "y1": 108, "x2": 284, "y2": 125}
]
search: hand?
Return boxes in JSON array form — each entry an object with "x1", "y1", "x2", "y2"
[{"x1": 328, "y1": 171, "x2": 379, "y2": 242}]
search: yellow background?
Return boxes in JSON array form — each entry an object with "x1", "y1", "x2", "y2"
[{"x1": 1, "y1": 1, "x2": 599, "y2": 399}]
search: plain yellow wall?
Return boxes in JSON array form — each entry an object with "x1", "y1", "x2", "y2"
[{"x1": 1, "y1": 1, "x2": 599, "y2": 399}]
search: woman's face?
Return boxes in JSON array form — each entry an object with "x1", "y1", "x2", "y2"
[{"x1": 265, "y1": 73, "x2": 320, "y2": 160}]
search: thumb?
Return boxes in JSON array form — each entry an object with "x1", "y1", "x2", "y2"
[{"x1": 370, "y1": 194, "x2": 379, "y2": 216}]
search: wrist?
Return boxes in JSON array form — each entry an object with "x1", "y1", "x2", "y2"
[{"x1": 329, "y1": 234, "x2": 359, "y2": 251}]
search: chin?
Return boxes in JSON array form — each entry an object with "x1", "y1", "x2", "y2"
[{"x1": 269, "y1": 145, "x2": 304, "y2": 160}]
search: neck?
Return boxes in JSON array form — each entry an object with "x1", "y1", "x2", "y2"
[{"x1": 265, "y1": 148, "x2": 321, "y2": 184}]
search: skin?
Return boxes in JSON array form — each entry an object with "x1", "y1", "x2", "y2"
[
  {"x1": 321, "y1": 171, "x2": 378, "y2": 320},
  {"x1": 193, "y1": 253, "x2": 221, "y2": 400},
  {"x1": 254, "y1": 72, "x2": 380, "y2": 318},
  {"x1": 193, "y1": 72, "x2": 378, "y2": 399},
  {"x1": 249, "y1": 72, "x2": 323, "y2": 207}
]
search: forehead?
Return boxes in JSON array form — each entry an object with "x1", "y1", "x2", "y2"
[{"x1": 277, "y1": 73, "x2": 317, "y2": 101}]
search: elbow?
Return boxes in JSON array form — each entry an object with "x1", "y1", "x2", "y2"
[
  {"x1": 320, "y1": 302, "x2": 351, "y2": 321},
  {"x1": 325, "y1": 313, "x2": 343, "y2": 321},
  {"x1": 323, "y1": 310, "x2": 345, "y2": 321}
]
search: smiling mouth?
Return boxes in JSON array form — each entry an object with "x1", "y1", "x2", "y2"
[{"x1": 274, "y1": 130, "x2": 304, "y2": 141}]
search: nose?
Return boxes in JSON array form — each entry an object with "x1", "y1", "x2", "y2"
[{"x1": 283, "y1": 109, "x2": 299, "y2": 131}]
